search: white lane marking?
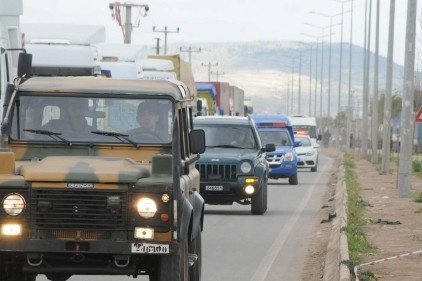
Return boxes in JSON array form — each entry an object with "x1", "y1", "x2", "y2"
[{"x1": 250, "y1": 168, "x2": 326, "y2": 281}]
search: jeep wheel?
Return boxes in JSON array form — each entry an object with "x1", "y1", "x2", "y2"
[
  {"x1": 153, "y1": 238, "x2": 188, "y2": 281},
  {"x1": 251, "y1": 184, "x2": 266, "y2": 215},
  {"x1": 189, "y1": 228, "x2": 202, "y2": 281},
  {"x1": 311, "y1": 165, "x2": 317, "y2": 172},
  {"x1": 289, "y1": 173, "x2": 298, "y2": 185}
]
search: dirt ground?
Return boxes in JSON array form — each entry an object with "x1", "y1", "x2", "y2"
[{"x1": 301, "y1": 147, "x2": 422, "y2": 281}]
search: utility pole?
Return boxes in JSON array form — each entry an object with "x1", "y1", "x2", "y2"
[
  {"x1": 179, "y1": 46, "x2": 201, "y2": 64},
  {"x1": 153, "y1": 26, "x2": 179, "y2": 55},
  {"x1": 201, "y1": 62, "x2": 218, "y2": 82},
  {"x1": 153, "y1": 37, "x2": 161, "y2": 55},
  {"x1": 381, "y1": 0, "x2": 395, "y2": 174},
  {"x1": 362, "y1": 0, "x2": 372, "y2": 156},
  {"x1": 398, "y1": 0, "x2": 417, "y2": 198},
  {"x1": 109, "y1": 2, "x2": 149, "y2": 44},
  {"x1": 347, "y1": 0, "x2": 354, "y2": 150},
  {"x1": 371, "y1": 0, "x2": 380, "y2": 164},
  {"x1": 211, "y1": 71, "x2": 225, "y2": 81}
]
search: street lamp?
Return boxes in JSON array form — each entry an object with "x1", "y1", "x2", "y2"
[
  {"x1": 302, "y1": 33, "x2": 321, "y2": 117},
  {"x1": 310, "y1": 11, "x2": 344, "y2": 118},
  {"x1": 304, "y1": 22, "x2": 330, "y2": 118}
]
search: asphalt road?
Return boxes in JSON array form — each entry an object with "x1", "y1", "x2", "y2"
[{"x1": 36, "y1": 154, "x2": 333, "y2": 281}]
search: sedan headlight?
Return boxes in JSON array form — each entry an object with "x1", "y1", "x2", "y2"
[
  {"x1": 240, "y1": 161, "x2": 252, "y2": 173},
  {"x1": 2, "y1": 193, "x2": 26, "y2": 216},
  {"x1": 136, "y1": 198, "x2": 157, "y2": 219}
]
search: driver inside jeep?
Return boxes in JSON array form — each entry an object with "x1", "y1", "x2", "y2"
[
  {"x1": 125, "y1": 100, "x2": 171, "y2": 143},
  {"x1": 41, "y1": 99, "x2": 93, "y2": 139}
]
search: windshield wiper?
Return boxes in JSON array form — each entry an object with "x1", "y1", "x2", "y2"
[
  {"x1": 91, "y1": 130, "x2": 137, "y2": 146},
  {"x1": 209, "y1": 144, "x2": 244, "y2": 149},
  {"x1": 24, "y1": 129, "x2": 71, "y2": 145}
]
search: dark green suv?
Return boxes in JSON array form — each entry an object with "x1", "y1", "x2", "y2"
[{"x1": 193, "y1": 116, "x2": 275, "y2": 215}]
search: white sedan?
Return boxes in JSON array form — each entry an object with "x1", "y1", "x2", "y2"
[{"x1": 294, "y1": 135, "x2": 319, "y2": 172}]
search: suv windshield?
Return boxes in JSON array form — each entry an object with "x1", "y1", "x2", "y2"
[
  {"x1": 196, "y1": 124, "x2": 257, "y2": 149},
  {"x1": 10, "y1": 95, "x2": 174, "y2": 144},
  {"x1": 259, "y1": 130, "x2": 291, "y2": 146}
]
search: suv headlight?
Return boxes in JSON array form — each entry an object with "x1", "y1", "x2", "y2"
[
  {"x1": 284, "y1": 151, "x2": 294, "y2": 161},
  {"x1": 136, "y1": 198, "x2": 157, "y2": 219},
  {"x1": 240, "y1": 161, "x2": 252, "y2": 173},
  {"x1": 2, "y1": 193, "x2": 26, "y2": 216}
]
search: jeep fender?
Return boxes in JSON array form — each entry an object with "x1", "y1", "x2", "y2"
[
  {"x1": 177, "y1": 197, "x2": 193, "y2": 242},
  {"x1": 191, "y1": 191, "x2": 205, "y2": 240},
  {"x1": 254, "y1": 163, "x2": 267, "y2": 187}
]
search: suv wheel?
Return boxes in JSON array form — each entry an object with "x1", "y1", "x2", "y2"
[
  {"x1": 289, "y1": 173, "x2": 298, "y2": 185},
  {"x1": 251, "y1": 183, "x2": 266, "y2": 215}
]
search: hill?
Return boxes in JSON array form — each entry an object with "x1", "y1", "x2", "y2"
[{"x1": 162, "y1": 41, "x2": 404, "y2": 116}]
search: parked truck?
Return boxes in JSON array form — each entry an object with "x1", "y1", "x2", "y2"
[
  {"x1": 196, "y1": 82, "x2": 218, "y2": 115},
  {"x1": 21, "y1": 24, "x2": 104, "y2": 76},
  {"x1": 147, "y1": 54, "x2": 197, "y2": 100},
  {"x1": 0, "y1": 0, "x2": 23, "y2": 119},
  {"x1": 0, "y1": 52, "x2": 206, "y2": 281},
  {"x1": 230, "y1": 85, "x2": 245, "y2": 116}
]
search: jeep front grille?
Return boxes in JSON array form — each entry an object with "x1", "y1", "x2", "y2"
[
  {"x1": 31, "y1": 189, "x2": 127, "y2": 230},
  {"x1": 196, "y1": 164, "x2": 237, "y2": 180}
]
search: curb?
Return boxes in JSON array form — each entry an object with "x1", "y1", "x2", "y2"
[
  {"x1": 339, "y1": 177, "x2": 350, "y2": 281},
  {"x1": 322, "y1": 165, "x2": 351, "y2": 281}
]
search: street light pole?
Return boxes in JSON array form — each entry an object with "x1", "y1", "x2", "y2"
[
  {"x1": 304, "y1": 23, "x2": 331, "y2": 119},
  {"x1": 347, "y1": 0, "x2": 354, "y2": 150},
  {"x1": 302, "y1": 32, "x2": 323, "y2": 117}
]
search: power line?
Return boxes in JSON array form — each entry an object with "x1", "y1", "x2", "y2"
[
  {"x1": 201, "y1": 62, "x2": 218, "y2": 82},
  {"x1": 179, "y1": 46, "x2": 201, "y2": 64},
  {"x1": 152, "y1": 26, "x2": 179, "y2": 55}
]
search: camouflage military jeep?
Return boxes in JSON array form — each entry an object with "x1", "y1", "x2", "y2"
[{"x1": 0, "y1": 60, "x2": 205, "y2": 281}]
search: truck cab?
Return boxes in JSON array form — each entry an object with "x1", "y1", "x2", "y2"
[
  {"x1": 0, "y1": 53, "x2": 205, "y2": 281},
  {"x1": 251, "y1": 114, "x2": 300, "y2": 185}
]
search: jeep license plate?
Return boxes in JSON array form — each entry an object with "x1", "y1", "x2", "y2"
[
  {"x1": 205, "y1": 185, "x2": 224, "y2": 191},
  {"x1": 131, "y1": 243, "x2": 169, "y2": 254}
]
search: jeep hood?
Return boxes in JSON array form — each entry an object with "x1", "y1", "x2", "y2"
[{"x1": 18, "y1": 156, "x2": 150, "y2": 183}]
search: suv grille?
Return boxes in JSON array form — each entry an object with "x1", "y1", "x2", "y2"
[
  {"x1": 31, "y1": 189, "x2": 127, "y2": 230},
  {"x1": 196, "y1": 164, "x2": 237, "y2": 180}
]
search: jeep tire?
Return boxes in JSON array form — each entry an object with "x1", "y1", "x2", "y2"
[
  {"x1": 152, "y1": 238, "x2": 189, "y2": 281},
  {"x1": 251, "y1": 182, "x2": 267, "y2": 215}
]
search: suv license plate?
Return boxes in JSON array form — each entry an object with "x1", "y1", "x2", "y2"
[
  {"x1": 131, "y1": 243, "x2": 170, "y2": 254},
  {"x1": 205, "y1": 185, "x2": 224, "y2": 191}
]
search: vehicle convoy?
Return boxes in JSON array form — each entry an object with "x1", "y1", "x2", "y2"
[
  {"x1": 294, "y1": 134, "x2": 319, "y2": 172},
  {"x1": 251, "y1": 114, "x2": 300, "y2": 185},
  {"x1": 193, "y1": 116, "x2": 275, "y2": 215},
  {"x1": 0, "y1": 53, "x2": 206, "y2": 281}
]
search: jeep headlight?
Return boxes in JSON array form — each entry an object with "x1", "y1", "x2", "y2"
[
  {"x1": 2, "y1": 193, "x2": 26, "y2": 216},
  {"x1": 284, "y1": 151, "x2": 294, "y2": 161},
  {"x1": 136, "y1": 198, "x2": 157, "y2": 219},
  {"x1": 240, "y1": 161, "x2": 252, "y2": 173}
]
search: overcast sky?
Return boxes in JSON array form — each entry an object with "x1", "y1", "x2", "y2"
[{"x1": 22, "y1": 0, "x2": 420, "y2": 66}]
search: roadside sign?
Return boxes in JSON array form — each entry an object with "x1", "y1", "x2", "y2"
[{"x1": 416, "y1": 107, "x2": 422, "y2": 122}]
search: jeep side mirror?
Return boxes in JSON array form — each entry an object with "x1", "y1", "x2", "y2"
[
  {"x1": 190, "y1": 129, "x2": 205, "y2": 154},
  {"x1": 17, "y1": 52, "x2": 33, "y2": 78}
]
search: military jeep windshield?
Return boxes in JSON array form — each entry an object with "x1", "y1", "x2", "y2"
[{"x1": 10, "y1": 95, "x2": 173, "y2": 144}]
